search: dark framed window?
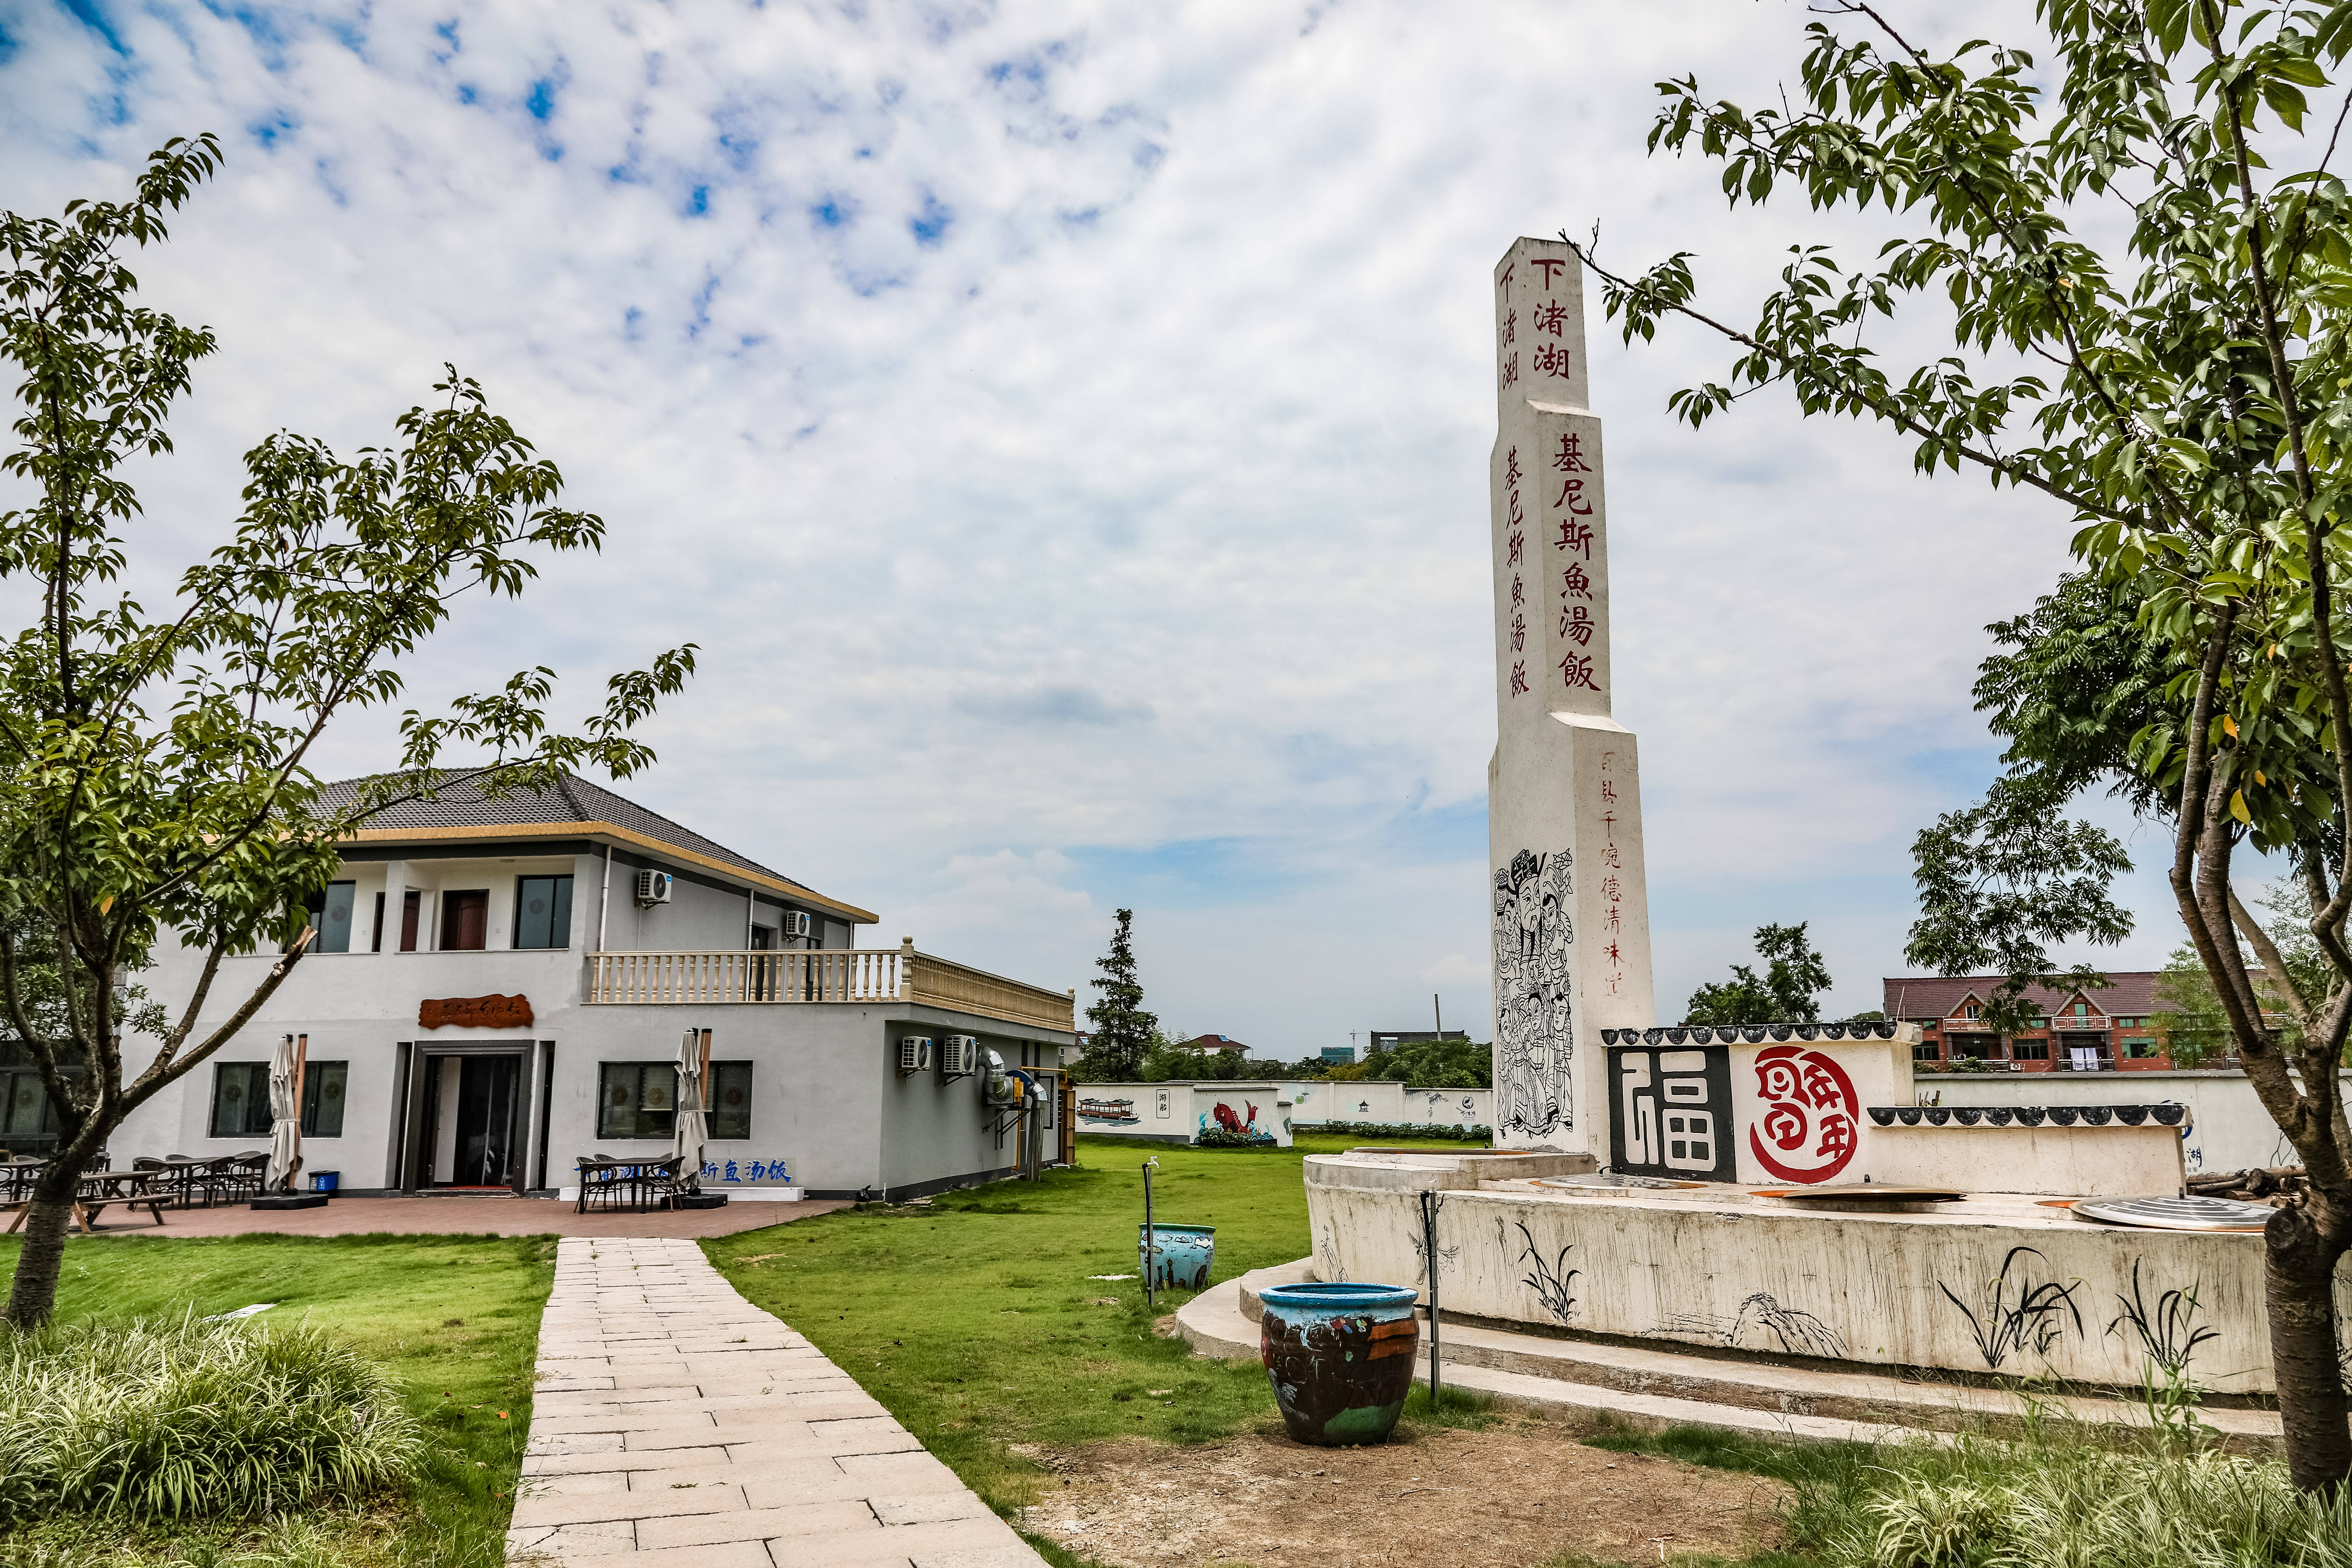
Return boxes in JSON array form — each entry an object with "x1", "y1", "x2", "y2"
[
  {"x1": 209, "y1": 1062, "x2": 274, "y2": 1138},
  {"x1": 302, "y1": 881, "x2": 357, "y2": 953},
  {"x1": 514, "y1": 875, "x2": 574, "y2": 950},
  {"x1": 2012, "y1": 1038, "x2": 2051, "y2": 1061},
  {"x1": 0, "y1": 1068, "x2": 61, "y2": 1148},
  {"x1": 709, "y1": 1062, "x2": 752, "y2": 1140},
  {"x1": 597, "y1": 1062, "x2": 676, "y2": 1140},
  {"x1": 1912, "y1": 1036, "x2": 1939, "y2": 1063},
  {"x1": 440, "y1": 890, "x2": 489, "y2": 951},
  {"x1": 302, "y1": 1061, "x2": 349, "y2": 1137}
]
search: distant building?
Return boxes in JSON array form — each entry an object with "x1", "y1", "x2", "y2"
[
  {"x1": 1184, "y1": 1034, "x2": 1251, "y2": 1054},
  {"x1": 1319, "y1": 1046, "x2": 1358, "y2": 1065},
  {"x1": 1365, "y1": 1029, "x2": 1471, "y2": 1053},
  {"x1": 1883, "y1": 974, "x2": 2184, "y2": 1072}
]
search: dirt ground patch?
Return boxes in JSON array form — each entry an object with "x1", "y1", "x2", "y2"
[{"x1": 1016, "y1": 1418, "x2": 1789, "y2": 1568}]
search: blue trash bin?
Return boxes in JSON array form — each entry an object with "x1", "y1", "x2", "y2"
[{"x1": 310, "y1": 1170, "x2": 340, "y2": 1194}]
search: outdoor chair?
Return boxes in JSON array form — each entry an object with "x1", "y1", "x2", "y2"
[{"x1": 216, "y1": 1152, "x2": 266, "y2": 1204}]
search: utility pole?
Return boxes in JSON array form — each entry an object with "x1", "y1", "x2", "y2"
[{"x1": 1434, "y1": 993, "x2": 1442, "y2": 1035}]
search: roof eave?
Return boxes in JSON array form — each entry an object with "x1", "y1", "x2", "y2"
[{"x1": 339, "y1": 821, "x2": 881, "y2": 925}]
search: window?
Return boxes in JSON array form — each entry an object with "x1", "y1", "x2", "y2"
[
  {"x1": 2074, "y1": 1001, "x2": 2090, "y2": 1018},
  {"x1": 2123, "y1": 1037, "x2": 2160, "y2": 1059},
  {"x1": 513, "y1": 875, "x2": 574, "y2": 950},
  {"x1": 709, "y1": 1062, "x2": 753, "y2": 1140},
  {"x1": 1913, "y1": 1036, "x2": 1939, "y2": 1063},
  {"x1": 372, "y1": 892, "x2": 386, "y2": 952},
  {"x1": 302, "y1": 881, "x2": 357, "y2": 953},
  {"x1": 400, "y1": 890, "x2": 421, "y2": 952},
  {"x1": 210, "y1": 1062, "x2": 274, "y2": 1138},
  {"x1": 1962, "y1": 1004, "x2": 1981, "y2": 1020},
  {"x1": 598, "y1": 1062, "x2": 676, "y2": 1140},
  {"x1": 2012, "y1": 1037, "x2": 2051, "y2": 1061},
  {"x1": 0, "y1": 1068, "x2": 61, "y2": 1148},
  {"x1": 302, "y1": 1061, "x2": 349, "y2": 1137},
  {"x1": 440, "y1": 889, "x2": 489, "y2": 951}
]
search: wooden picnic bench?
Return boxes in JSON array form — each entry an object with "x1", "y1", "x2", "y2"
[{"x1": 2, "y1": 1167, "x2": 167, "y2": 1234}]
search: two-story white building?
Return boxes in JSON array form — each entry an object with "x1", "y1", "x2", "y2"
[{"x1": 111, "y1": 772, "x2": 1077, "y2": 1201}]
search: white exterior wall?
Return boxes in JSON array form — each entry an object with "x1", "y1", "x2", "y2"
[
  {"x1": 108, "y1": 844, "x2": 1069, "y2": 1199},
  {"x1": 1071, "y1": 1083, "x2": 1293, "y2": 1147},
  {"x1": 1306, "y1": 1150, "x2": 2352, "y2": 1395},
  {"x1": 1916, "y1": 1070, "x2": 2347, "y2": 1177}
]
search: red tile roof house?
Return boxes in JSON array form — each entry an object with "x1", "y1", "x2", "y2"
[
  {"x1": 1185, "y1": 1034, "x2": 1252, "y2": 1054},
  {"x1": 1882, "y1": 973, "x2": 2180, "y2": 1073}
]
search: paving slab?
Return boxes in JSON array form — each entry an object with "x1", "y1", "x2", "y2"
[{"x1": 507, "y1": 1237, "x2": 1045, "y2": 1568}]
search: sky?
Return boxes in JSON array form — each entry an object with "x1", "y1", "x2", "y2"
[{"x1": 0, "y1": 0, "x2": 2219, "y2": 1054}]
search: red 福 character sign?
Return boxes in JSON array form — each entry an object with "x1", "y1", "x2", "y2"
[{"x1": 1745, "y1": 1045, "x2": 1859, "y2": 1183}]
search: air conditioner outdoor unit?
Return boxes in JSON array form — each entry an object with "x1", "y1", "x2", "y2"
[
  {"x1": 939, "y1": 1035, "x2": 979, "y2": 1078},
  {"x1": 897, "y1": 1036, "x2": 933, "y2": 1076},
  {"x1": 634, "y1": 869, "x2": 674, "y2": 907},
  {"x1": 781, "y1": 911, "x2": 813, "y2": 939}
]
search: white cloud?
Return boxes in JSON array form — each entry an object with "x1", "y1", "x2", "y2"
[{"x1": 0, "y1": 0, "x2": 2170, "y2": 1054}]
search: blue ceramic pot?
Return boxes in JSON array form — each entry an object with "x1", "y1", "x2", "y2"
[
  {"x1": 1259, "y1": 1282, "x2": 1420, "y2": 1446},
  {"x1": 1140, "y1": 1223, "x2": 1217, "y2": 1292}
]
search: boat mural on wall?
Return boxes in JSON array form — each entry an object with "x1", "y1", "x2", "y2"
[{"x1": 1076, "y1": 1097, "x2": 1140, "y2": 1125}]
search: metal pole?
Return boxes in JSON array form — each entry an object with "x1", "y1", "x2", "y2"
[
  {"x1": 1419, "y1": 1188, "x2": 1442, "y2": 1405},
  {"x1": 1142, "y1": 1157, "x2": 1159, "y2": 1311}
]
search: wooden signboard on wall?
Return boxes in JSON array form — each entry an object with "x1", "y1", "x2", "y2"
[{"x1": 419, "y1": 994, "x2": 534, "y2": 1030}]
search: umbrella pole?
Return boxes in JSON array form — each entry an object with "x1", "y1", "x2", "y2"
[{"x1": 292, "y1": 1034, "x2": 309, "y2": 1193}]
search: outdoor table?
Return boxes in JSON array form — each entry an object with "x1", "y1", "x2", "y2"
[{"x1": 574, "y1": 1157, "x2": 683, "y2": 1213}]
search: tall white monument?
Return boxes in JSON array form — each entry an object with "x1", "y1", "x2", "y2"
[{"x1": 1487, "y1": 238, "x2": 1656, "y2": 1156}]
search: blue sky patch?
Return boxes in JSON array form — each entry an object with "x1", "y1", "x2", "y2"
[
  {"x1": 908, "y1": 191, "x2": 952, "y2": 247},
  {"x1": 59, "y1": 0, "x2": 126, "y2": 56}
]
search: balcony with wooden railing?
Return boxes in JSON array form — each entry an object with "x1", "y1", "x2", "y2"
[{"x1": 582, "y1": 939, "x2": 1074, "y2": 1033}]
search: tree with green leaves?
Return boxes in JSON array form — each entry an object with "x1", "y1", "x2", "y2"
[
  {"x1": 1904, "y1": 776, "x2": 2132, "y2": 1053},
  {"x1": 1682, "y1": 921, "x2": 1834, "y2": 1027},
  {"x1": 1077, "y1": 908, "x2": 1156, "y2": 1083},
  {"x1": 0, "y1": 139, "x2": 694, "y2": 1328},
  {"x1": 1576, "y1": 0, "x2": 2352, "y2": 1483},
  {"x1": 1357, "y1": 1035, "x2": 1492, "y2": 1088}
]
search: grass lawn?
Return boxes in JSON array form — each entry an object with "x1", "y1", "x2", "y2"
[
  {"x1": 0, "y1": 1230, "x2": 555, "y2": 1568},
  {"x1": 703, "y1": 1131, "x2": 1485, "y2": 1520}
]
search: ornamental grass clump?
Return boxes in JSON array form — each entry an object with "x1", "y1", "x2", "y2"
[
  {"x1": 1803, "y1": 1435, "x2": 2352, "y2": 1568},
  {"x1": 0, "y1": 1315, "x2": 422, "y2": 1522}
]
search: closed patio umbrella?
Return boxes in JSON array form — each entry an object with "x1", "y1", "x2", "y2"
[
  {"x1": 264, "y1": 1033, "x2": 307, "y2": 1194},
  {"x1": 674, "y1": 1028, "x2": 710, "y2": 1195}
]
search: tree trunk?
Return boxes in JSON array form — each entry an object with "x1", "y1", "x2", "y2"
[
  {"x1": 2266, "y1": 1204, "x2": 2352, "y2": 1492},
  {"x1": 3, "y1": 1166, "x2": 83, "y2": 1329}
]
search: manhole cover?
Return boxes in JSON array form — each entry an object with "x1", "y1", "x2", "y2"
[{"x1": 2072, "y1": 1194, "x2": 2274, "y2": 1231}]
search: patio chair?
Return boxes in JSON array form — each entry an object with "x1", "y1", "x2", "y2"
[
  {"x1": 574, "y1": 1157, "x2": 627, "y2": 1214},
  {"x1": 218, "y1": 1152, "x2": 267, "y2": 1203}
]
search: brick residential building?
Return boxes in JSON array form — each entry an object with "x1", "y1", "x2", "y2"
[{"x1": 1882, "y1": 973, "x2": 2177, "y2": 1072}]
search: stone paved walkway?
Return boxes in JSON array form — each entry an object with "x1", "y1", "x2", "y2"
[{"x1": 509, "y1": 1237, "x2": 1044, "y2": 1568}]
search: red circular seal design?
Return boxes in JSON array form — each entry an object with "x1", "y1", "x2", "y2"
[{"x1": 1746, "y1": 1044, "x2": 1860, "y2": 1184}]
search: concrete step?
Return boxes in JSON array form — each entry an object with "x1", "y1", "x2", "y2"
[{"x1": 1185, "y1": 1259, "x2": 2281, "y2": 1457}]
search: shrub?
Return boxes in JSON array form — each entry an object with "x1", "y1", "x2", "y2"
[
  {"x1": 1291, "y1": 1121, "x2": 1492, "y2": 1142},
  {"x1": 0, "y1": 1315, "x2": 423, "y2": 1522},
  {"x1": 1191, "y1": 1126, "x2": 1269, "y2": 1148}
]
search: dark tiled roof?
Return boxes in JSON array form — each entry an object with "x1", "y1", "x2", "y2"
[
  {"x1": 322, "y1": 770, "x2": 794, "y2": 887},
  {"x1": 1882, "y1": 972, "x2": 2163, "y2": 1021}
]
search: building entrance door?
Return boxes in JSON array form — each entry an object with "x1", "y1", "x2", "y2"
[{"x1": 423, "y1": 1054, "x2": 522, "y2": 1188}]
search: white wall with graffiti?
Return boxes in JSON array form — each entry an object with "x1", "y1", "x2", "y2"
[
  {"x1": 1306, "y1": 1148, "x2": 2352, "y2": 1396},
  {"x1": 1284, "y1": 1080, "x2": 1492, "y2": 1130},
  {"x1": 1071, "y1": 1082, "x2": 1293, "y2": 1147}
]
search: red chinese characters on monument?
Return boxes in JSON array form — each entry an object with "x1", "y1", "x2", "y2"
[
  {"x1": 1745, "y1": 1045, "x2": 1860, "y2": 1184},
  {"x1": 1596, "y1": 752, "x2": 1625, "y2": 1000},
  {"x1": 1549, "y1": 431, "x2": 1600, "y2": 698},
  {"x1": 1504, "y1": 444, "x2": 1529, "y2": 698},
  {"x1": 1530, "y1": 259, "x2": 1574, "y2": 387}
]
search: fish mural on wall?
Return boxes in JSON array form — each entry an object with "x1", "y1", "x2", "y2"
[{"x1": 1199, "y1": 1100, "x2": 1275, "y2": 1143}]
